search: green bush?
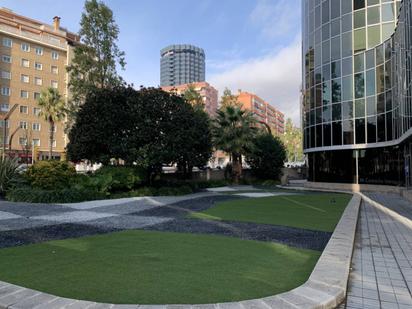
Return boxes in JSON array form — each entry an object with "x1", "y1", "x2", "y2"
[
  {"x1": 71, "y1": 174, "x2": 113, "y2": 195},
  {"x1": 94, "y1": 166, "x2": 145, "y2": 192},
  {"x1": 6, "y1": 186, "x2": 106, "y2": 203},
  {"x1": 0, "y1": 156, "x2": 20, "y2": 195},
  {"x1": 26, "y1": 161, "x2": 76, "y2": 190}
]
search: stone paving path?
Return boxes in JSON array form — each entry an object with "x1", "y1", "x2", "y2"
[{"x1": 344, "y1": 194, "x2": 412, "y2": 309}]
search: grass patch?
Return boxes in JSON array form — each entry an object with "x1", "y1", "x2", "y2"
[
  {"x1": 190, "y1": 193, "x2": 351, "y2": 232},
  {"x1": 0, "y1": 230, "x2": 320, "y2": 304}
]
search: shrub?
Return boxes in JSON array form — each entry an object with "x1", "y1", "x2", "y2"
[
  {"x1": 94, "y1": 166, "x2": 145, "y2": 192},
  {"x1": 6, "y1": 186, "x2": 105, "y2": 203},
  {"x1": 70, "y1": 174, "x2": 113, "y2": 196},
  {"x1": 246, "y1": 134, "x2": 286, "y2": 180},
  {"x1": 25, "y1": 160, "x2": 76, "y2": 190},
  {"x1": 0, "y1": 156, "x2": 20, "y2": 195}
]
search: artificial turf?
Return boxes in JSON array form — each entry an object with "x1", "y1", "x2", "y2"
[
  {"x1": 190, "y1": 193, "x2": 351, "y2": 232},
  {"x1": 0, "y1": 230, "x2": 320, "y2": 304}
]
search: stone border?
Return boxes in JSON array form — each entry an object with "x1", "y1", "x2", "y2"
[{"x1": 0, "y1": 193, "x2": 361, "y2": 309}]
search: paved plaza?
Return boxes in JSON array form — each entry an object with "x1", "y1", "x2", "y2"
[{"x1": 344, "y1": 194, "x2": 412, "y2": 309}]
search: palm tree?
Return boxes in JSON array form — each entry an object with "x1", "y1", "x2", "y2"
[
  {"x1": 213, "y1": 106, "x2": 257, "y2": 183},
  {"x1": 37, "y1": 87, "x2": 66, "y2": 160}
]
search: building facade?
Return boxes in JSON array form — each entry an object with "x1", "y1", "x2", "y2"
[
  {"x1": 162, "y1": 82, "x2": 218, "y2": 116},
  {"x1": 160, "y1": 44, "x2": 205, "y2": 87},
  {"x1": 301, "y1": 0, "x2": 412, "y2": 186},
  {"x1": 0, "y1": 8, "x2": 79, "y2": 161},
  {"x1": 237, "y1": 91, "x2": 285, "y2": 135}
]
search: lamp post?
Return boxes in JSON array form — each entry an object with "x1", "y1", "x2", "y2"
[{"x1": 1, "y1": 104, "x2": 18, "y2": 159}]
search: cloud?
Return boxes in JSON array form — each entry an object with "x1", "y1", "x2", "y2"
[
  {"x1": 250, "y1": 0, "x2": 301, "y2": 40},
  {"x1": 209, "y1": 39, "x2": 302, "y2": 126}
]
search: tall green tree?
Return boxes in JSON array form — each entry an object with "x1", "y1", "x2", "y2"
[
  {"x1": 282, "y1": 118, "x2": 304, "y2": 162},
  {"x1": 67, "y1": 0, "x2": 125, "y2": 123},
  {"x1": 246, "y1": 133, "x2": 286, "y2": 180},
  {"x1": 67, "y1": 87, "x2": 212, "y2": 181},
  {"x1": 213, "y1": 106, "x2": 257, "y2": 183},
  {"x1": 220, "y1": 88, "x2": 242, "y2": 109},
  {"x1": 37, "y1": 88, "x2": 66, "y2": 159}
]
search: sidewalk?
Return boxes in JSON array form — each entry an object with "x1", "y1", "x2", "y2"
[{"x1": 344, "y1": 193, "x2": 412, "y2": 309}]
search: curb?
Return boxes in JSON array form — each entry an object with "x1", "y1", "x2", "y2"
[{"x1": 0, "y1": 192, "x2": 361, "y2": 309}]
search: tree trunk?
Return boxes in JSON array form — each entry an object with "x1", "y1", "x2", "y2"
[
  {"x1": 232, "y1": 154, "x2": 242, "y2": 184},
  {"x1": 49, "y1": 120, "x2": 54, "y2": 160}
]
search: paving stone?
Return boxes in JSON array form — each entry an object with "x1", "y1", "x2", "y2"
[
  {"x1": 10, "y1": 292, "x2": 58, "y2": 309},
  {"x1": 0, "y1": 289, "x2": 38, "y2": 307}
]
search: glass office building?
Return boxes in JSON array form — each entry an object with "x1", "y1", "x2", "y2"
[
  {"x1": 160, "y1": 44, "x2": 205, "y2": 87},
  {"x1": 302, "y1": 0, "x2": 412, "y2": 186}
]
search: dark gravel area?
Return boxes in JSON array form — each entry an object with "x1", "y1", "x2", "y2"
[
  {"x1": 0, "y1": 193, "x2": 333, "y2": 251},
  {"x1": 0, "y1": 201, "x2": 73, "y2": 217},
  {"x1": 133, "y1": 195, "x2": 245, "y2": 217},
  {"x1": 144, "y1": 218, "x2": 331, "y2": 251},
  {"x1": 0, "y1": 223, "x2": 118, "y2": 249}
]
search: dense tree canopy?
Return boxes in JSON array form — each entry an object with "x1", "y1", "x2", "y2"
[
  {"x1": 67, "y1": 87, "x2": 213, "y2": 180},
  {"x1": 246, "y1": 133, "x2": 286, "y2": 180}
]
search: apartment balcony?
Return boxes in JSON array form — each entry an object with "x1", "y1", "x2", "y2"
[{"x1": 0, "y1": 23, "x2": 68, "y2": 49}]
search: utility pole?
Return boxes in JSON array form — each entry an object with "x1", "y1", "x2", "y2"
[{"x1": 1, "y1": 104, "x2": 18, "y2": 159}]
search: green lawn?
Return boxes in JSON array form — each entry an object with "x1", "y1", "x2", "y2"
[
  {"x1": 0, "y1": 230, "x2": 320, "y2": 304},
  {"x1": 190, "y1": 193, "x2": 351, "y2": 232}
]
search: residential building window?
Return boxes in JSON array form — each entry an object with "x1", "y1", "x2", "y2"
[
  {"x1": 21, "y1": 43, "x2": 30, "y2": 52},
  {"x1": 21, "y1": 74, "x2": 29, "y2": 83},
  {"x1": 1, "y1": 71, "x2": 11, "y2": 80},
  {"x1": 51, "y1": 66, "x2": 58, "y2": 74},
  {"x1": 34, "y1": 77, "x2": 42, "y2": 86},
  {"x1": 21, "y1": 59, "x2": 30, "y2": 68},
  {"x1": 35, "y1": 47, "x2": 43, "y2": 55},
  {"x1": 1, "y1": 103, "x2": 9, "y2": 112},
  {"x1": 51, "y1": 80, "x2": 58, "y2": 89},
  {"x1": 0, "y1": 120, "x2": 9, "y2": 128},
  {"x1": 1, "y1": 55, "x2": 11, "y2": 63},
  {"x1": 33, "y1": 93, "x2": 40, "y2": 100},
  {"x1": 51, "y1": 51, "x2": 59, "y2": 60},
  {"x1": 20, "y1": 121, "x2": 28, "y2": 129},
  {"x1": 20, "y1": 106, "x2": 28, "y2": 114},
  {"x1": 32, "y1": 123, "x2": 41, "y2": 131},
  {"x1": 1, "y1": 87, "x2": 10, "y2": 96},
  {"x1": 49, "y1": 139, "x2": 56, "y2": 147},
  {"x1": 32, "y1": 139, "x2": 40, "y2": 146},
  {"x1": 20, "y1": 90, "x2": 29, "y2": 99},
  {"x1": 33, "y1": 107, "x2": 41, "y2": 115},
  {"x1": 34, "y1": 62, "x2": 42, "y2": 70},
  {"x1": 2, "y1": 38, "x2": 12, "y2": 48},
  {"x1": 19, "y1": 137, "x2": 27, "y2": 146}
]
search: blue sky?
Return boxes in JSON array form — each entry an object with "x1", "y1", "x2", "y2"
[{"x1": 2, "y1": 0, "x2": 302, "y2": 123}]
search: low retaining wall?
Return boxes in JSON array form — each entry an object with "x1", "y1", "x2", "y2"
[
  {"x1": 305, "y1": 181, "x2": 403, "y2": 194},
  {"x1": 0, "y1": 194, "x2": 361, "y2": 309}
]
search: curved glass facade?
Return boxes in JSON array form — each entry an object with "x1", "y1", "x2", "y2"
[{"x1": 302, "y1": 0, "x2": 412, "y2": 185}]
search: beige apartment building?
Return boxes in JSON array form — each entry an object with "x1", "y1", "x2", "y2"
[
  {"x1": 162, "y1": 82, "x2": 218, "y2": 116},
  {"x1": 0, "y1": 8, "x2": 79, "y2": 161}
]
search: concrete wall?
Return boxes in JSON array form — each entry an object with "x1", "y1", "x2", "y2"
[{"x1": 305, "y1": 181, "x2": 403, "y2": 193}]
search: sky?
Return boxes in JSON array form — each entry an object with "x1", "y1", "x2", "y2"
[{"x1": 2, "y1": 0, "x2": 302, "y2": 124}]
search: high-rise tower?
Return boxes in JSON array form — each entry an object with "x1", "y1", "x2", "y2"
[{"x1": 160, "y1": 44, "x2": 205, "y2": 87}]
